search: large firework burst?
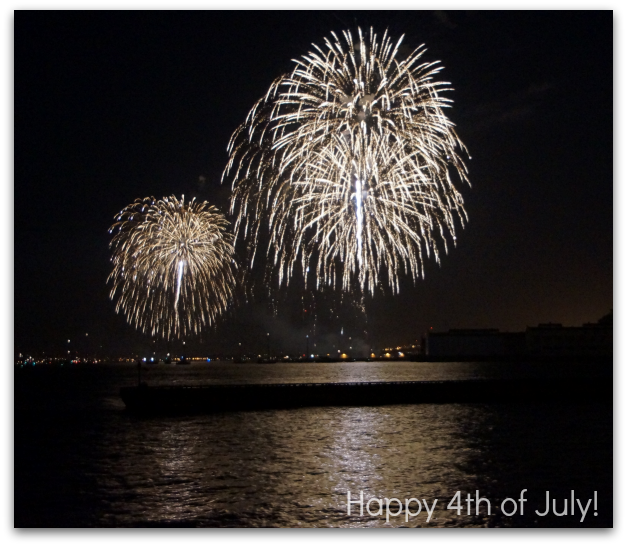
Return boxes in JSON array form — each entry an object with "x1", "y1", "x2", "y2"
[
  {"x1": 108, "y1": 195, "x2": 236, "y2": 339},
  {"x1": 224, "y1": 27, "x2": 470, "y2": 294}
]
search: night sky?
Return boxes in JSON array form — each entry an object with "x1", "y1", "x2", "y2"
[{"x1": 14, "y1": 10, "x2": 613, "y2": 358}]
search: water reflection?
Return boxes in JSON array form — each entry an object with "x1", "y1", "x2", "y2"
[
  {"x1": 16, "y1": 361, "x2": 611, "y2": 527},
  {"x1": 94, "y1": 403, "x2": 501, "y2": 526}
]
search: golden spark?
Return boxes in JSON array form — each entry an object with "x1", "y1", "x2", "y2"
[
  {"x1": 108, "y1": 195, "x2": 236, "y2": 339},
  {"x1": 224, "y1": 28, "x2": 470, "y2": 294}
]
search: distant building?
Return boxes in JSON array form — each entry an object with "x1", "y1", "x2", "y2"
[
  {"x1": 425, "y1": 329, "x2": 525, "y2": 358},
  {"x1": 526, "y1": 312, "x2": 612, "y2": 357},
  {"x1": 424, "y1": 311, "x2": 612, "y2": 359},
  {"x1": 596, "y1": 312, "x2": 613, "y2": 327}
]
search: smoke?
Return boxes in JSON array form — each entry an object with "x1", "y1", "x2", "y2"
[
  {"x1": 255, "y1": 303, "x2": 373, "y2": 357},
  {"x1": 433, "y1": 10, "x2": 457, "y2": 29}
]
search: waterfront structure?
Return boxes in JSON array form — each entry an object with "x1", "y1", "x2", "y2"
[
  {"x1": 526, "y1": 312, "x2": 612, "y2": 357},
  {"x1": 424, "y1": 312, "x2": 612, "y2": 359},
  {"x1": 121, "y1": 376, "x2": 611, "y2": 414}
]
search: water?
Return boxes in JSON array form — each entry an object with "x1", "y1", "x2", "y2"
[{"x1": 14, "y1": 361, "x2": 612, "y2": 527}]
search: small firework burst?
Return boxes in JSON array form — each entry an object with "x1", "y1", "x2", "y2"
[{"x1": 108, "y1": 195, "x2": 236, "y2": 339}]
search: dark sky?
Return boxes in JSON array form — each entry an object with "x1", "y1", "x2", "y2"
[{"x1": 15, "y1": 10, "x2": 613, "y2": 357}]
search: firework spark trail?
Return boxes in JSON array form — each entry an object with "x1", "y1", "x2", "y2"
[
  {"x1": 108, "y1": 195, "x2": 236, "y2": 339},
  {"x1": 224, "y1": 27, "x2": 470, "y2": 294},
  {"x1": 174, "y1": 260, "x2": 185, "y2": 308},
  {"x1": 355, "y1": 177, "x2": 363, "y2": 267}
]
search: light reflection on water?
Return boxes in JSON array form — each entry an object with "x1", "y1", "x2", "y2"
[{"x1": 15, "y1": 361, "x2": 611, "y2": 527}]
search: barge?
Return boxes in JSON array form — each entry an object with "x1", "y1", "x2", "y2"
[{"x1": 120, "y1": 376, "x2": 611, "y2": 414}]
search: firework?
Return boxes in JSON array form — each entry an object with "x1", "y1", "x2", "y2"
[
  {"x1": 224, "y1": 27, "x2": 470, "y2": 294},
  {"x1": 108, "y1": 195, "x2": 236, "y2": 339}
]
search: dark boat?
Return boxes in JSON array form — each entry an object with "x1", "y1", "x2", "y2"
[
  {"x1": 257, "y1": 358, "x2": 278, "y2": 364},
  {"x1": 120, "y1": 376, "x2": 611, "y2": 415}
]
